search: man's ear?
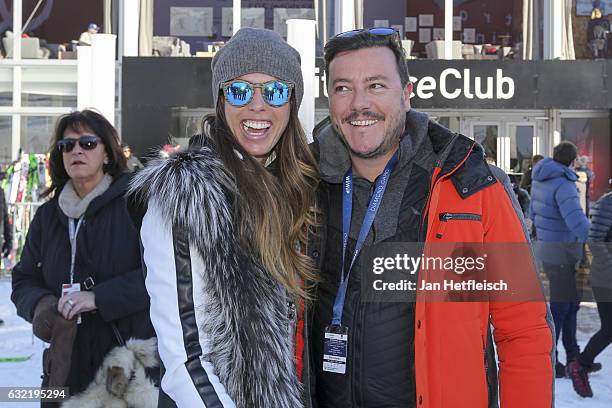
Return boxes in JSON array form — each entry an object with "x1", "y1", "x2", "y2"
[{"x1": 403, "y1": 82, "x2": 413, "y2": 110}]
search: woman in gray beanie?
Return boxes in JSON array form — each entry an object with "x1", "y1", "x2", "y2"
[{"x1": 129, "y1": 28, "x2": 318, "y2": 408}]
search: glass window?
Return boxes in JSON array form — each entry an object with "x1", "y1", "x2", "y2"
[
  {"x1": 561, "y1": 116, "x2": 611, "y2": 201},
  {"x1": 20, "y1": 116, "x2": 59, "y2": 155},
  {"x1": 0, "y1": 68, "x2": 12, "y2": 106},
  {"x1": 362, "y1": 1, "x2": 522, "y2": 59},
  {"x1": 21, "y1": 67, "x2": 77, "y2": 107},
  {"x1": 435, "y1": 116, "x2": 460, "y2": 133},
  {"x1": 473, "y1": 124, "x2": 498, "y2": 164},
  {"x1": 21, "y1": 94, "x2": 77, "y2": 108},
  {"x1": 315, "y1": 0, "x2": 335, "y2": 47},
  {"x1": 509, "y1": 125, "x2": 534, "y2": 173},
  {"x1": 170, "y1": 108, "x2": 214, "y2": 146},
  {"x1": 156, "y1": 1, "x2": 316, "y2": 54},
  {"x1": 0, "y1": 116, "x2": 12, "y2": 166}
]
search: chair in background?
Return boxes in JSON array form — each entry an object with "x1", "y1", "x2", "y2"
[
  {"x1": 425, "y1": 40, "x2": 462, "y2": 59},
  {"x1": 461, "y1": 44, "x2": 475, "y2": 59},
  {"x1": 2, "y1": 37, "x2": 47, "y2": 59},
  {"x1": 401, "y1": 39, "x2": 414, "y2": 57},
  {"x1": 152, "y1": 36, "x2": 191, "y2": 57}
]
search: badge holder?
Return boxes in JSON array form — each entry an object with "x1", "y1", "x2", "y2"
[{"x1": 323, "y1": 324, "x2": 349, "y2": 374}]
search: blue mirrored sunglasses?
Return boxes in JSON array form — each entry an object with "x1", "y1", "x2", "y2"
[{"x1": 221, "y1": 80, "x2": 294, "y2": 107}]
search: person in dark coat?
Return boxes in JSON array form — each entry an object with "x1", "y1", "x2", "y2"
[
  {"x1": 512, "y1": 181, "x2": 531, "y2": 218},
  {"x1": 520, "y1": 154, "x2": 544, "y2": 193},
  {"x1": 570, "y1": 178, "x2": 612, "y2": 397},
  {"x1": 10, "y1": 110, "x2": 155, "y2": 407},
  {"x1": 122, "y1": 143, "x2": 143, "y2": 173},
  {"x1": 530, "y1": 141, "x2": 590, "y2": 387}
]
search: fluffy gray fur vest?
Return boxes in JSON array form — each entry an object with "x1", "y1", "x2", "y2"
[{"x1": 129, "y1": 147, "x2": 302, "y2": 408}]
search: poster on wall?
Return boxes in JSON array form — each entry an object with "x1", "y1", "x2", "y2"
[
  {"x1": 419, "y1": 14, "x2": 434, "y2": 27},
  {"x1": 576, "y1": 0, "x2": 612, "y2": 16},
  {"x1": 273, "y1": 8, "x2": 316, "y2": 37},
  {"x1": 433, "y1": 28, "x2": 445, "y2": 40},
  {"x1": 419, "y1": 28, "x2": 431, "y2": 43},
  {"x1": 405, "y1": 17, "x2": 417, "y2": 32},
  {"x1": 463, "y1": 28, "x2": 476, "y2": 43},
  {"x1": 222, "y1": 8, "x2": 265, "y2": 37},
  {"x1": 170, "y1": 7, "x2": 213, "y2": 37},
  {"x1": 453, "y1": 16, "x2": 462, "y2": 31}
]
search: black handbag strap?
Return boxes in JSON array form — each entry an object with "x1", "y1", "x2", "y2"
[
  {"x1": 84, "y1": 276, "x2": 125, "y2": 347},
  {"x1": 110, "y1": 322, "x2": 125, "y2": 346}
]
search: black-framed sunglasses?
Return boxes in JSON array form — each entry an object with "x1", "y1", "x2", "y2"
[
  {"x1": 221, "y1": 79, "x2": 294, "y2": 107},
  {"x1": 57, "y1": 135, "x2": 100, "y2": 153}
]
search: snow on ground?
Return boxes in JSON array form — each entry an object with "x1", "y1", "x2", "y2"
[
  {"x1": 556, "y1": 301, "x2": 612, "y2": 407},
  {"x1": 1, "y1": 278, "x2": 611, "y2": 407},
  {"x1": 0, "y1": 277, "x2": 46, "y2": 408}
]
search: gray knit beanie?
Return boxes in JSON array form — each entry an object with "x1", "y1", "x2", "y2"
[{"x1": 211, "y1": 27, "x2": 303, "y2": 108}]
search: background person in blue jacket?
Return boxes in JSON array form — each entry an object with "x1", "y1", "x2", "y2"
[{"x1": 530, "y1": 141, "x2": 590, "y2": 386}]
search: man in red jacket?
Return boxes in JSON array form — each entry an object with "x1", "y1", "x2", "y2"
[{"x1": 309, "y1": 28, "x2": 555, "y2": 408}]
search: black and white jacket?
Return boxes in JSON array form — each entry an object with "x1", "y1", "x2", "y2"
[
  {"x1": 129, "y1": 146, "x2": 304, "y2": 408},
  {"x1": 589, "y1": 191, "x2": 612, "y2": 289}
]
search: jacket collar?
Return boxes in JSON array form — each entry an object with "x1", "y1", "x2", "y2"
[
  {"x1": 56, "y1": 173, "x2": 130, "y2": 224},
  {"x1": 58, "y1": 174, "x2": 113, "y2": 219}
]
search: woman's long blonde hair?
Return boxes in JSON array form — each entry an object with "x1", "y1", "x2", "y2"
[{"x1": 205, "y1": 94, "x2": 319, "y2": 300}]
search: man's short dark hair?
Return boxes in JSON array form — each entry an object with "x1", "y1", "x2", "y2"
[
  {"x1": 553, "y1": 141, "x2": 578, "y2": 166},
  {"x1": 323, "y1": 31, "x2": 410, "y2": 88}
]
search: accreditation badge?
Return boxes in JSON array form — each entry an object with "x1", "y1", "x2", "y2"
[{"x1": 323, "y1": 324, "x2": 348, "y2": 374}]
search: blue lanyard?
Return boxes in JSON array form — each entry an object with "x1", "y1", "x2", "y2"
[{"x1": 331, "y1": 152, "x2": 398, "y2": 326}]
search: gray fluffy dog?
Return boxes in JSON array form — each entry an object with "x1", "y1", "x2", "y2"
[{"x1": 62, "y1": 337, "x2": 159, "y2": 408}]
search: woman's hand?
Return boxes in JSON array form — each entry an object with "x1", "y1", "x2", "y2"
[{"x1": 58, "y1": 291, "x2": 97, "y2": 320}]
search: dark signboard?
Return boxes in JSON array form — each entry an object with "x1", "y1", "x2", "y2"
[
  {"x1": 314, "y1": 59, "x2": 611, "y2": 110},
  {"x1": 122, "y1": 57, "x2": 611, "y2": 156}
]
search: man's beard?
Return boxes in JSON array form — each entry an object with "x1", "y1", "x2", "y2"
[{"x1": 333, "y1": 107, "x2": 406, "y2": 160}]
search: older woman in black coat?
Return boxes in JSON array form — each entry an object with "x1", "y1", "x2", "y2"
[{"x1": 10, "y1": 110, "x2": 155, "y2": 406}]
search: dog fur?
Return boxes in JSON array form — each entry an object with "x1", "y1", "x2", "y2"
[{"x1": 61, "y1": 337, "x2": 159, "y2": 408}]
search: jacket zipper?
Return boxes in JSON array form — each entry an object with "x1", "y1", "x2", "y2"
[
  {"x1": 436, "y1": 212, "x2": 482, "y2": 239},
  {"x1": 348, "y1": 180, "x2": 375, "y2": 407},
  {"x1": 358, "y1": 301, "x2": 366, "y2": 407},
  {"x1": 439, "y1": 212, "x2": 482, "y2": 222}
]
